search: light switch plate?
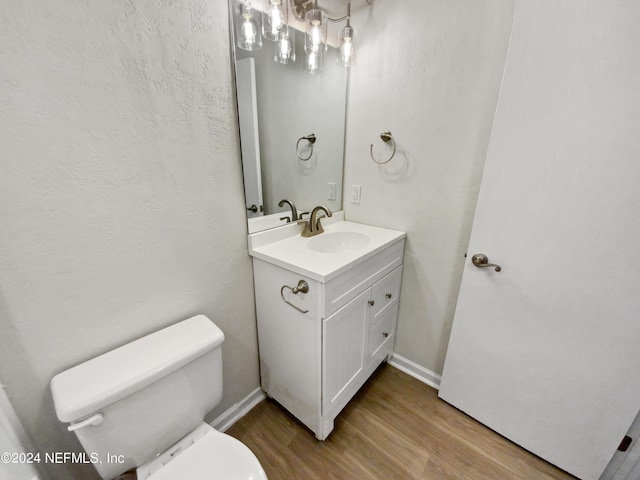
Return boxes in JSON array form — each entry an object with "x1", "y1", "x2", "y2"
[
  {"x1": 328, "y1": 182, "x2": 336, "y2": 200},
  {"x1": 351, "y1": 185, "x2": 361, "y2": 204}
]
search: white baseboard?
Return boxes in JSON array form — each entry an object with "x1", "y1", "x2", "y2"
[
  {"x1": 388, "y1": 353, "x2": 441, "y2": 390},
  {"x1": 210, "y1": 387, "x2": 266, "y2": 432}
]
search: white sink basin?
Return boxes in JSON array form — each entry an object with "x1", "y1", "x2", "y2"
[
  {"x1": 248, "y1": 214, "x2": 406, "y2": 281},
  {"x1": 307, "y1": 231, "x2": 370, "y2": 253}
]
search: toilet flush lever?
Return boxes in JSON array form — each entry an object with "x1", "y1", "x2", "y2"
[
  {"x1": 68, "y1": 413, "x2": 103, "y2": 432},
  {"x1": 471, "y1": 253, "x2": 502, "y2": 272}
]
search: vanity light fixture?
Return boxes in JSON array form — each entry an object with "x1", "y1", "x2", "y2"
[
  {"x1": 236, "y1": 0, "x2": 262, "y2": 51},
  {"x1": 239, "y1": 0, "x2": 369, "y2": 70},
  {"x1": 297, "y1": 0, "x2": 361, "y2": 72}
]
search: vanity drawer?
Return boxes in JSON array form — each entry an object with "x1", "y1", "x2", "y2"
[
  {"x1": 368, "y1": 305, "x2": 398, "y2": 365},
  {"x1": 323, "y1": 240, "x2": 404, "y2": 317},
  {"x1": 370, "y1": 266, "x2": 402, "y2": 325}
]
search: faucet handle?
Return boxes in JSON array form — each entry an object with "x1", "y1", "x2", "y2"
[{"x1": 297, "y1": 218, "x2": 315, "y2": 237}]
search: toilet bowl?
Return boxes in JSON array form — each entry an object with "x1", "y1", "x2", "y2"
[
  {"x1": 137, "y1": 424, "x2": 265, "y2": 480},
  {"x1": 50, "y1": 315, "x2": 267, "y2": 480}
]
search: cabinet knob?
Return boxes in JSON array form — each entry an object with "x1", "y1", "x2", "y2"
[
  {"x1": 368, "y1": 300, "x2": 375, "y2": 306},
  {"x1": 383, "y1": 332, "x2": 389, "y2": 338},
  {"x1": 386, "y1": 293, "x2": 392, "y2": 299}
]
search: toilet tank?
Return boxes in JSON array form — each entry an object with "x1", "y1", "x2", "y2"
[{"x1": 50, "y1": 315, "x2": 225, "y2": 480}]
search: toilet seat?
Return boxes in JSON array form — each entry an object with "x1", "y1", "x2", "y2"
[{"x1": 139, "y1": 424, "x2": 267, "y2": 480}]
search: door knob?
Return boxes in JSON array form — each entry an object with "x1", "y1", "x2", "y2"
[
  {"x1": 471, "y1": 253, "x2": 502, "y2": 272},
  {"x1": 247, "y1": 204, "x2": 259, "y2": 213}
]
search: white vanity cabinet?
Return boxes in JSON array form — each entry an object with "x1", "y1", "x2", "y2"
[{"x1": 252, "y1": 237, "x2": 404, "y2": 440}]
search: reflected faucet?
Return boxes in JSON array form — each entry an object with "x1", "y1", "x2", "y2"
[
  {"x1": 278, "y1": 199, "x2": 298, "y2": 223},
  {"x1": 297, "y1": 206, "x2": 332, "y2": 237}
]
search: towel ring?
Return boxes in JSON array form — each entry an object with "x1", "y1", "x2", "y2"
[
  {"x1": 370, "y1": 131, "x2": 396, "y2": 164},
  {"x1": 280, "y1": 280, "x2": 309, "y2": 314},
  {"x1": 296, "y1": 133, "x2": 316, "y2": 161}
]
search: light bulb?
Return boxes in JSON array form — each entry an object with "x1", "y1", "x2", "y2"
[
  {"x1": 310, "y1": 24, "x2": 322, "y2": 52},
  {"x1": 337, "y1": 2, "x2": 356, "y2": 67},
  {"x1": 270, "y1": 7, "x2": 283, "y2": 34},
  {"x1": 275, "y1": 27, "x2": 295, "y2": 64},
  {"x1": 338, "y1": 25, "x2": 356, "y2": 67},
  {"x1": 279, "y1": 38, "x2": 289, "y2": 57},
  {"x1": 340, "y1": 38, "x2": 353, "y2": 62},
  {"x1": 304, "y1": 9, "x2": 327, "y2": 55},
  {"x1": 243, "y1": 18, "x2": 257, "y2": 41},
  {"x1": 305, "y1": 50, "x2": 323, "y2": 74},
  {"x1": 263, "y1": 0, "x2": 287, "y2": 41}
]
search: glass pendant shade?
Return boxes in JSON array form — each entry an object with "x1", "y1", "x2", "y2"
[
  {"x1": 236, "y1": 1, "x2": 262, "y2": 51},
  {"x1": 305, "y1": 49, "x2": 324, "y2": 74},
  {"x1": 304, "y1": 9, "x2": 328, "y2": 54},
  {"x1": 337, "y1": 24, "x2": 356, "y2": 67},
  {"x1": 262, "y1": 0, "x2": 287, "y2": 41},
  {"x1": 275, "y1": 27, "x2": 296, "y2": 64}
]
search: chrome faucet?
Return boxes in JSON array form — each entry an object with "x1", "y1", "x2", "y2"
[
  {"x1": 278, "y1": 199, "x2": 298, "y2": 222},
  {"x1": 297, "y1": 206, "x2": 332, "y2": 237}
]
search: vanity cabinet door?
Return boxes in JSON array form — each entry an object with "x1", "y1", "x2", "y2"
[{"x1": 322, "y1": 290, "x2": 369, "y2": 417}]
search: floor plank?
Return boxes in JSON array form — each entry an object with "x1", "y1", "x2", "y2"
[{"x1": 227, "y1": 364, "x2": 576, "y2": 480}]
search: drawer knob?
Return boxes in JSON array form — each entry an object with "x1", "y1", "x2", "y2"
[
  {"x1": 368, "y1": 300, "x2": 375, "y2": 306},
  {"x1": 386, "y1": 293, "x2": 392, "y2": 299},
  {"x1": 383, "y1": 332, "x2": 390, "y2": 338}
]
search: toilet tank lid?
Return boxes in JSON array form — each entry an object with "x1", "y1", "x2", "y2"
[{"x1": 50, "y1": 315, "x2": 224, "y2": 423}]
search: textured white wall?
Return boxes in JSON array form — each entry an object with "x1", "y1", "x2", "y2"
[
  {"x1": 0, "y1": 1, "x2": 258, "y2": 479},
  {"x1": 344, "y1": 0, "x2": 515, "y2": 374}
]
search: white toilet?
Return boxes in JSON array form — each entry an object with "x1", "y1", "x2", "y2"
[{"x1": 50, "y1": 315, "x2": 267, "y2": 480}]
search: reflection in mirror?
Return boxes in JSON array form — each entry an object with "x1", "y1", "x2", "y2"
[{"x1": 229, "y1": 0, "x2": 348, "y2": 233}]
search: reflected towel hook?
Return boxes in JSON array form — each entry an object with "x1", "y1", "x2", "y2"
[
  {"x1": 370, "y1": 131, "x2": 396, "y2": 164},
  {"x1": 296, "y1": 133, "x2": 316, "y2": 161}
]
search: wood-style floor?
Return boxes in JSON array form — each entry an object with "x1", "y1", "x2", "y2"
[{"x1": 227, "y1": 364, "x2": 577, "y2": 480}]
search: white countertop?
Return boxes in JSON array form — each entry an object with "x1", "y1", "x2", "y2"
[{"x1": 248, "y1": 214, "x2": 406, "y2": 282}]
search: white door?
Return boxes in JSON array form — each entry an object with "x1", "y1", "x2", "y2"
[
  {"x1": 438, "y1": 2, "x2": 640, "y2": 480},
  {"x1": 601, "y1": 411, "x2": 640, "y2": 480}
]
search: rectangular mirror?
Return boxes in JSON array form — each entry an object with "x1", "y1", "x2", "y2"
[{"x1": 228, "y1": 0, "x2": 348, "y2": 233}]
